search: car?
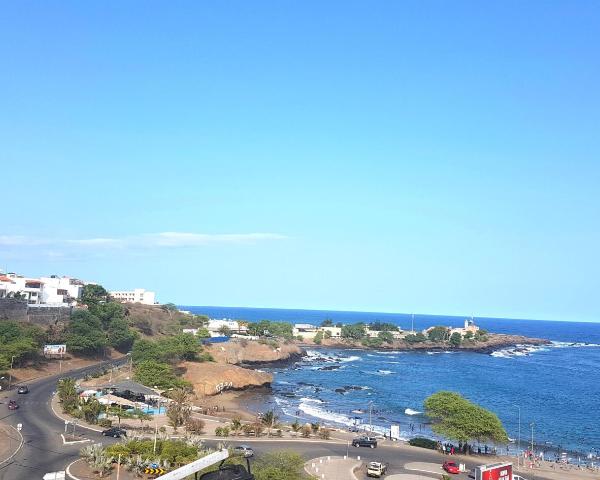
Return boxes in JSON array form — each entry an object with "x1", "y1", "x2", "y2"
[
  {"x1": 7, "y1": 400, "x2": 18, "y2": 410},
  {"x1": 513, "y1": 476, "x2": 529, "y2": 480},
  {"x1": 348, "y1": 426, "x2": 360, "y2": 433},
  {"x1": 102, "y1": 427, "x2": 127, "y2": 438},
  {"x1": 233, "y1": 445, "x2": 254, "y2": 457},
  {"x1": 352, "y1": 436, "x2": 378, "y2": 448},
  {"x1": 366, "y1": 461, "x2": 388, "y2": 478},
  {"x1": 443, "y1": 461, "x2": 460, "y2": 474},
  {"x1": 17, "y1": 385, "x2": 29, "y2": 394}
]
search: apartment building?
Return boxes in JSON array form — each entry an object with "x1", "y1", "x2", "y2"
[
  {"x1": 110, "y1": 288, "x2": 157, "y2": 305},
  {"x1": 0, "y1": 273, "x2": 84, "y2": 305}
]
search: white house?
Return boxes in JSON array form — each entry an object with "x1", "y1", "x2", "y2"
[
  {"x1": 110, "y1": 288, "x2": 157, "y2": 305},
  {"x1": 207, "y1": 319, "x2": 247, "y2": 335},
  {"x1": 0, "y1": 273, "x2": 84, "y2": 305}
]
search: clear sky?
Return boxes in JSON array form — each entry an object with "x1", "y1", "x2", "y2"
[{"x1": 1, "y1": 1, "x2": 599, "y2": 322}]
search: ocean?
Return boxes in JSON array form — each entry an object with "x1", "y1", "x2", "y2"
[{"x1": 181, "y1": 306, "x2": 600, "y2": 455}]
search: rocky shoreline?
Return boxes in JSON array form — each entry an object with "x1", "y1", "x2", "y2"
[{"x1": 300, "y1": 333, "x2": 551, "y2": 354}]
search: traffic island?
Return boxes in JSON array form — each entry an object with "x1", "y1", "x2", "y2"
[{"x1": 305, "y1": 456, "x2": 362, "y2": 480}]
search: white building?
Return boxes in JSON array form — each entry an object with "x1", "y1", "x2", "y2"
[
  {"x1": 0, "y1": 273, "x2": 84, "y2": 305},
  {"x1": 110, "y1": 288, "x2": 156, "y2": 305},
  {"x1": 207, "y1": 319, "x2": 247, "y2": 335}
]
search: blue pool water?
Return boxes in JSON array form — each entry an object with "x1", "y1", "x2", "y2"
[{"x1": 182, "y1": 306, "x2": 600, "y2": 454}]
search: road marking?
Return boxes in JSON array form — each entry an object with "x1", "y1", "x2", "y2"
[
  {"x1": 0, "y1": 425, "x2": 24, "y2": 466},
  {"x1": 61, "y1": 434, "x2": 91, "y2": 445},
  {"x1": 65, "y1": 458, "x2": 84, "y2": 480}
]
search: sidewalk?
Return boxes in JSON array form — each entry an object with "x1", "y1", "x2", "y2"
[
  {"x1": 305, "y1": 456, "x2": 362, "y2": 480},
  {"x1": 0, "y1": 423, "x2": 24, "y2": 466}
]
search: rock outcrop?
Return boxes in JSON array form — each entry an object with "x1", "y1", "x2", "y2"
[
  {"x1": 206, "y1": 340, "x2": 304, "y2": 366},
  {"x1": 182, "y1": 361, "x2": 273, "y2": 397}
]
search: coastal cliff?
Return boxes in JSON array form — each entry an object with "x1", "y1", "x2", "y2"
[
  {"x1": 206, "y1": 340, "x2": 305, "y2": 365},
  {"x1": 182, "y1": 361, "x2": 273, "y2": 396}
]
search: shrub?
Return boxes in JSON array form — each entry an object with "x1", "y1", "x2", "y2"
[
  {"x1": 408, "y1": 437, "x2": 438, "y2": 450},
  {"x1": 98, "y1": 418, "x2": 113, "y2": 428},
  {"x1": 318, "y1": 428, "x2": 331, "y2": 440},
  {"x1": 301, "y1": 425, "x2": 312, "y2": 438},
  {"x1": 215, "y1": 426, "x2": 230, "y2": 437},
  {"x1": 313, "y1": 331, "x2": 323, "y2": 345},
  {"x1": 185, "y1": 418, "x2": 206, "y2": 434}
]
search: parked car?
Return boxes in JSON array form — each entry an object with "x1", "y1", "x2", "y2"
[
  {"x1": 7, "y1": 400, "x2": 18, "y2": 410},
  {"x1": 348, "y1": 426, "x2": 359, "y2": 433},
  {"x1": 17, "y1": 385, "x2": 29, "y2": 394},
  {"x1": 102, "y1": 427, "x2": 127, "y2": 438},
  {"x1": 233, "y1": 445, "x2": 254, "y2": 457},
  {"x1": 366, "y1": 461, "x2": 388, "y2": 478},
  {"x1": 352, "y1": 436, "x2": 378, "y2": 448},
  {"x1": 443, "y1": 461, "x2": 460, "y2": 474},
  {"x1": 513, "y1": 476, "x2": 529, "y2": 480}
]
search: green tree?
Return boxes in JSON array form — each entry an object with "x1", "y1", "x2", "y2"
[
  {"x1": 166, "y1": 387, "x2": 192, "y2": 431},
  {"x1": 449, "y1": 332, "x2": 462, "y2": 347},
  {"x1": 320, "y1": 319, "x2": 333, "y2": 327},
  {"x1": 81, "y1": 284, "x2": 109, "y2": 307},
  {"x1": 369, "y1": 321, "x2": 399, "y2": 332},
  {"x1": 424, "y1": 391, "x2": 508, "y2": 445},
  {"x1": 107, "y1": 318, "x2": 138, "y2": 352},
  {"x1": 378, "y1": 331, "x2": 394, "y2": 344},
  {"x1": 134, "y1": 361, "x2": 177, "y2": 388},
  {"x1": 218, "y1": 325, "x2": 232, "y2": 336},
  {"x1": 65, "y1": 310, "x2": 107, "y2": 356},
  {"x1": 427, "y1": 326, "x2": 449, "y2": 342},
  {"x1": 261, "y1": 410, "x2": 279, "y2": 436},
  {"x1": 341, "y1": 323, "x2": 366, "y2": 340},
  {"x1": 313, "y1": 331, "x2": 324, "y2": 345},
  {"x1": 57, "y1": 377, "x2": 79, "y2": 413}
]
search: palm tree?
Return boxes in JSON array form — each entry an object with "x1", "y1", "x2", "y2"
[
  {"x1": 230, "y1": 417, "x2": 243, "y2": 436},
  {"x1": 261, "y1": 410, "x2": 279, "y2": 437}
]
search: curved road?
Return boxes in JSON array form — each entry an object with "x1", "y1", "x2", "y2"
[
  {"x1": 0, "y1": 358, "x2": 126, "y2": 480},
  {"x1": 1, "y1": 359, "x2": 477, "y2": 480}
]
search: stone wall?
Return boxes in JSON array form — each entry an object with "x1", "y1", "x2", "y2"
[{"x1": 0, "y1": 299, "x2": 72, "y2": 325}]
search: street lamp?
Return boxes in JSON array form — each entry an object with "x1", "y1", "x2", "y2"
[
  {"x1": 530, "y1": 422, "x2": 535, "y2": 455},
  {"x1": 513, "y1": 404, "x2": 521, "y2": 466},
  {"x1": 8, "y1": 355, "x2": 16, "y2": 391}
]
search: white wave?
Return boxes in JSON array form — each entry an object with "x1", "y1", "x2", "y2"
[
  {"x1": 300, "y1": 397, "x2": 324, "y2": 404},
  {"x1": 339, "y1": 355, "x2": 361, "y2": 363},
  {"x1": 551, "y1": 341, "x2": 600, "y2": 349},
  {"x1": 275, "y1": 380, "x2": 292, "y2": 385},
  {"x1": 377, "y1": 369, "x2": 394, "y2": 375},
  {"x1": 405, "y1": 408, "x2": 422, "y2": 416},
  {"x1": 376, "y1": 351, "x2": 403, "y2": 355},
  {"x1": 298, "y1": 402, "x2": 356, "y2": 426}
]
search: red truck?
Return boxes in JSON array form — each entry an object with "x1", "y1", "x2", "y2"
[{"x1": 473, "y1": 462, "x2": 513, "y2": 480}]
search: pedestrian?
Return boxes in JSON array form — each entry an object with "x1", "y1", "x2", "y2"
[{"x1": 451, "y1": 447, "x2": 455, "y2": 455}]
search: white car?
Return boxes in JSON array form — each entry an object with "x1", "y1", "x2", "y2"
[
  {"x1": 233, "y1": 445, "x2": 254, "y2": 457},
  {"x1": 513, "y1": 476, "x2": 529, "y2": 480},
  {"x1": 366, "y1": 462, "x2": 387, "y2": 478}
]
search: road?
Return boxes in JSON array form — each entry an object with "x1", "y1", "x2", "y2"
[
  {"x1": 0, "y1": 359, "x2": 477, "y2": 480},
  {"x1": 203, "y1": 439, "x2": 477, "y2": 479},
  {"x1": 0, "y1": 358, "x2": 126, "y2": 480}
]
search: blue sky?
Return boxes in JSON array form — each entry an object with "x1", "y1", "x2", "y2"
[{"x1": 1, "y1": 1, "x2": 599, "y2": 322}]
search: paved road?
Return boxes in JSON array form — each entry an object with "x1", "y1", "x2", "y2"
[
  {"x1": 203, "y1": 439, "x2": 476, "y2": 479},
  {"x1": 0, "y1": 358, "x2": 126, "y2": 480}
]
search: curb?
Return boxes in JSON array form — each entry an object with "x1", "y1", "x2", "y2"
[
  {"x1": 66, "y1": 458, "x2": 84, "y2": 480},
  {"x1": 50, "y1": 394, "x2": 104, "y2": 433},
  {"x1": 305, "y1": 456, "x2": 362, "y2": 480},
  {"x1": 0, "y1": 425, "x2": 24, "y2": 466}
]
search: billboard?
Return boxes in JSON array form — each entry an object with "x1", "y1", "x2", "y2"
[
  {"x1": 476, "y1": 463, "x2": 512, "y2": 480},
  {"x1": 390, "y1": 425, "x2": 401, "y2": 440},
  {"x1": 44, "y1": 344, "x2": 67, "y2": 355}
]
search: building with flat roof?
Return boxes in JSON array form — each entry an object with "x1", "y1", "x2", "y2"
[{"x1": 110, "y1": 288, "x2": 157, "y2": 305}]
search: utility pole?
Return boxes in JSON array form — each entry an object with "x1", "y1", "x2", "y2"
[
  {"x1": 116, "y1": 453, "x2": 121, "y2": 480},
  {"x1": 8, "y1": 355, "x2": 16, "y2": 391},
  {"x1": 530, "y1": 422, "x2": 535, "y2": 454},
  {"x1": 411, "y1": 314, "x2": 415, "y2": 333},
  {"x1": 369, "y1": 401, "x2": 373, "y2": 435},
  {"x1": 513, "y1": 404, "x2": 521, "y2": 466}
]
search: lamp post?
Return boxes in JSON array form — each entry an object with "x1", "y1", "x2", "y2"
[
  {"x1": 530, "y1": 422, "x2": 535, "y2": 455},
  {"x1": 513, "y1": 404, "x2": 521, "y2": 466},
  {"x1": 368, "y1": 401, "x2": 373, "y2": 435},
  {"x1": 8, "y1": 355, "x2": 16, "y2": 391}
]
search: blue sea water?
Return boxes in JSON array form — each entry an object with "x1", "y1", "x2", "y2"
[{"x1": 182, "y1": 306, "x2": 600, "y2": 454}]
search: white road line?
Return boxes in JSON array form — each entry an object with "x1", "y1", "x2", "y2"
[
  {"x1": 65, "y1": 458, "x2": 84, "y2": 480},
  {"x1": 0, "y1": 425, "x2": 25, "y2": 466}
]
